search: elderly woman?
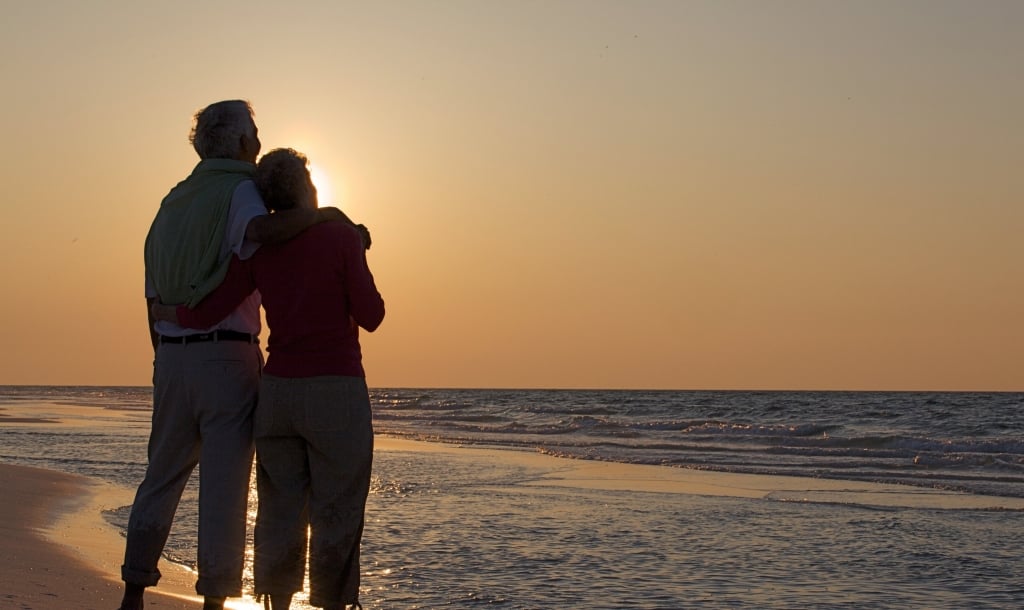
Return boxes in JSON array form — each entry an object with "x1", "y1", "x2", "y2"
[{"x1": 153, "y1": 148, "x2": 384, "y2": 610}]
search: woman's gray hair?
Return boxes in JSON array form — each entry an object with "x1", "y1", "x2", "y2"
[
  {"x1": 189, "y1": 100, "x2": 255, "y2": 159},
  {"x1": 256, "y1": 148, "x2": 311, "y2": 212}
]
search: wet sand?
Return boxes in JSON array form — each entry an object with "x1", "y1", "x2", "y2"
[{"x1": 0, "y1": 463, "x2": 202, "y2": 610}]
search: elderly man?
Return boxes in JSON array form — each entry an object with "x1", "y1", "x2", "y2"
[{"x1": 119, "y1": 100, "x2": 345, "y2": 610}]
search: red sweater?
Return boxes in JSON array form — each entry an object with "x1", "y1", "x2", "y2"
[{"x1": 177, "y1": 221, "x2": 384, "y2": 378}]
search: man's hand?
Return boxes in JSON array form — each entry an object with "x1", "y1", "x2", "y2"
[
  {"x1": 317, "y1": 207, "x2": 372, "y2": 250},
  {"x1": 355, "y1": 224, "x2": 372, "y2": 250},
  {"x1": 317, "y1": 206, "x2": 354, "y2": 225}
]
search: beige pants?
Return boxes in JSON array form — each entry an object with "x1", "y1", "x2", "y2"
[
  {"x1": 253, "y1": 374, "x2": 373, "y2": 607},
  {"x1": 122, "y1": 340, "x2": 261, "y2": 597}
]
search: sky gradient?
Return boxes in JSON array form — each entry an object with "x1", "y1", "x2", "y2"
[{"x1": 2, "y1": 1, "x2": 1021, "y2": 390}]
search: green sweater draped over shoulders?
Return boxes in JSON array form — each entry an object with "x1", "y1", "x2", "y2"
[{"x1": 144, "y1": 159, "x2": 256, "y2": 308}]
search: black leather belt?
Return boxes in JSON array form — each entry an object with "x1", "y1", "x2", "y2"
[{"x1": 158, "y1": 330, "x2": 258, "y2": 345}]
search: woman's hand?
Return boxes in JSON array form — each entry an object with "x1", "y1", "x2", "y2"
[{"x1": 150, "y1": 301, "x2": 180, "y2": 325}]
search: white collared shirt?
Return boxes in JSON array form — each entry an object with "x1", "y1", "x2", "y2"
[{"x1": 145, "y1": 180, "x2": 267, "y2": 336}]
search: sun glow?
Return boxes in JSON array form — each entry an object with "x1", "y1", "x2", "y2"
[{"x1": 308, "y1": 162, "x2": 336, "y2": 207}]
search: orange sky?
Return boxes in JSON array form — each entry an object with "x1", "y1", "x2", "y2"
[{"x1": 1, "y1": 1, "x2": 1021, "y2": 390}]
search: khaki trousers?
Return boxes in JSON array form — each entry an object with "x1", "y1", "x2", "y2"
[
  {"x1": 122, "y1": 340, "x2": 261, "y2": 597},
  {"x1": 253, "y1": 374, "x2": 373, "y2": 607}
]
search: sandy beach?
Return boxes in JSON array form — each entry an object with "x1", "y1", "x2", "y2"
[{"x1": 0, "y1": 463, "x2": 203, "y2": 610}]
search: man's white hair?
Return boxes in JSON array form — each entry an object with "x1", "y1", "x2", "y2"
[{"x1": 189, "y1": 100, "x2": 255, "y2": 159}]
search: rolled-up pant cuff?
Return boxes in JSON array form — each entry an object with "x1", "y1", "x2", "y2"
[
  {"x1": 196, "y1": 576, "x2": 243, "y2": 598},
  {"x1": 121, "y1": 564, "x2": 161, "y2": 588},
  {"x1": 254, "y1": 582, "x2": 303, "y2": 596}
]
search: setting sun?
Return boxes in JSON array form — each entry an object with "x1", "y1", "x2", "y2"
[{"x1": 308, "y1": 162, "x2": 335, "y2": 208}]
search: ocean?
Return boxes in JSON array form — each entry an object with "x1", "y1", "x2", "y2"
[{"x1": 1, "y1": 386, "x2": 1023, "y2": 609}]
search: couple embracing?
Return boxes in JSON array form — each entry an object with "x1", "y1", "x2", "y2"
[{"x1": 119, "y1": 100, "x2": 383, "y2": 610}]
